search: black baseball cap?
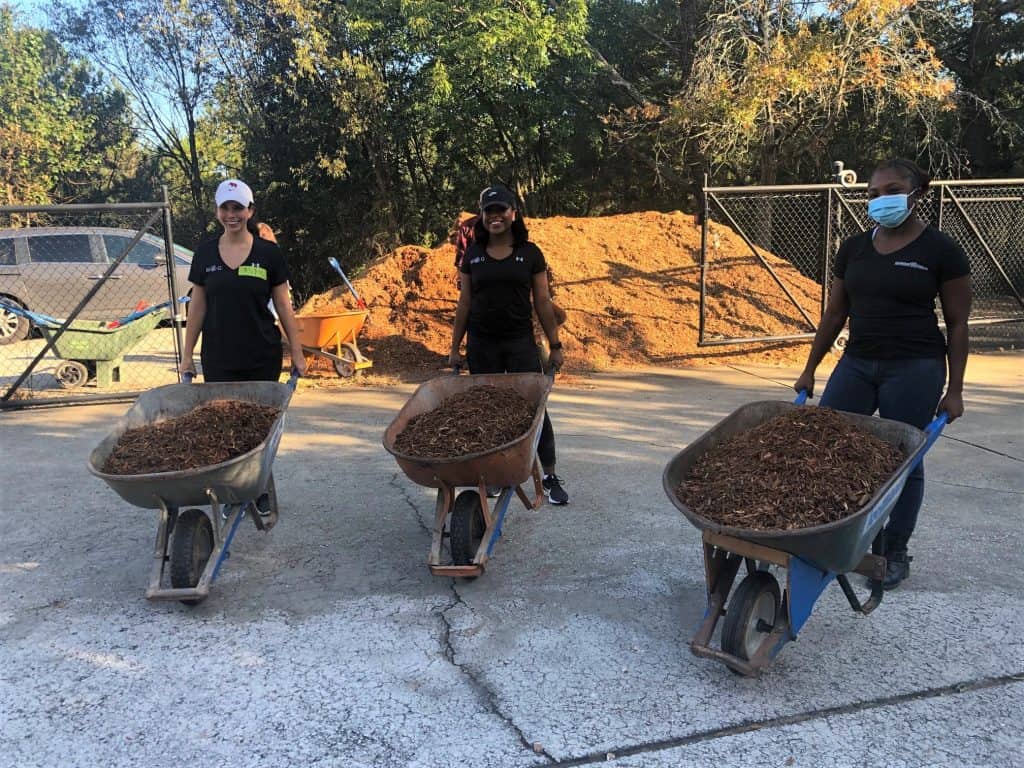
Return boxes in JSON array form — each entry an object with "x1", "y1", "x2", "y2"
[{"x1": 478, "y1": 185, "x2": 517, "y2": 211}]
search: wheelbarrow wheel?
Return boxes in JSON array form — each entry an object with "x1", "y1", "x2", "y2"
[
  {"x1": 450, "y1": 490, "x2": 485, "y2": 572},
  {"x1": 721, "y1": 571, "x2": 781, "y2": 672},
  {"x1": 55, "y1": 360, "x2": 89, "y2": 388},
  {"x1": 332, "y1": 343, "x2": 362, "y2": 378},
  {"x1": 170, "y1": 508, "x2": 213, "y2": 606}
]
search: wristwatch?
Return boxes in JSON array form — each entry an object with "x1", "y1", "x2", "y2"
[{"x1": 549, "y1": 341, "x2": 563, "y2": 350}]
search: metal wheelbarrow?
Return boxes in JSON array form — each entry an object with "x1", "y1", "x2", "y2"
[
  {"x1": 0, "y1": 299, "x2": 168, "y2": 388},
  {"x1": 87, "y1": 373, "x2": 299, "y2": 605},
  {"x1": 662, "y1": 394, "x2": 946, "y2": 676},
  {"x1": 383, "y1": 372, "x2": 553, "y2": 579},
  {"x1": 293, "y1": 310, "x2": 372, "y2": 377}
]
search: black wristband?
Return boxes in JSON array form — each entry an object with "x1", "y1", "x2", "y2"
[{"x1": 549, "y1": 341, "x2": 563, "y2": 350}]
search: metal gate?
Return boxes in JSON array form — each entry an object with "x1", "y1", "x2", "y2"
[
  {"x1": 0, "y1": 193, "x2": 186, "y2": 409},
  {"x1": 698, "y1": 177, "x2": 1024, "y2": 346}
]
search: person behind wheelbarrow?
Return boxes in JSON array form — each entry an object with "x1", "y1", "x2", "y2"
[
  {"x1": 794, "y1": 158, "x2": 971, "y2": 590},
  {"x1": 449, "y1": 184, "x2": 569, "y2": 505},
  {"x1": 180, "y1": 179, "x2": 307, "y2": 382}
]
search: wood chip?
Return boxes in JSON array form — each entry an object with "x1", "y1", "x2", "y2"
[
  {"x1": 394, "y1": 385, "x2": 535, "y2": 458},
  {"x1": 102, "y1": 400, "x2": 280, "y2": 475},
  {"x1": 676, "y1": 407, "x2": 905, "y2": 530}
]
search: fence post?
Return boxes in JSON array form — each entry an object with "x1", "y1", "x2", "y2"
[
  {"x1": 161, "y1": 185, "x2": 184, "y2": 375},
  {"x1": 698, "y1": 173, "x2": 709, "y2": 345},
  {"x1": 820, "y1": 187, "x2": 832, "y2": 321}
]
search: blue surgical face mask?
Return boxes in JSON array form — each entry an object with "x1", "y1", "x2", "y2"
[{"x1": 867, "y1": 191, "x2": 916, "y2": 228}]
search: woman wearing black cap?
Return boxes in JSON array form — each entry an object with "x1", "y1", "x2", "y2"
[{"x1": 449, "y1": 185, "x2": 569, "y2": 505}]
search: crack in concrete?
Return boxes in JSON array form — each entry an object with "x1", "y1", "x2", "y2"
[
  {"x1": 389, "y1": 471, "x2": 552, "y2": 762},
  {"x1": 931, "y1": 479, "x2": 1024, "y2": 495},
  {"x1": 389, "y1": 472, "x2": 432, "y2": 536},
  {"x1": 438, "y1": 582, "x2": 555, "y2": 764},
  {"x1": 940, "y1": 435, "x2": 1023, "y2": 463},
  {"x1": 548, "y1": 672, "x2": 1024, "y2": 766}
]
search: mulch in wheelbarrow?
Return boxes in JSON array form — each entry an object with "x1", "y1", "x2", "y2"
[
  {"x1": 677, "y1": 407, "x2": 906, "y2": 531},
  {"x1": 394, "y1": 385, "x2": 536, "y2": 458},
  {"x1": 102, "y1": 400, "x2": 281, "y2": 475}
]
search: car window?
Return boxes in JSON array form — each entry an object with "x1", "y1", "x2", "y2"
[
  {"x1": 27, "y1": 234, "x2": 94, "y2": 263},
  {"x1": 104, "y1": 234, "x2": 164, "y2": 265},
  {"x1": 0, "y1": 238, "x2": 15, "y2": 265}
]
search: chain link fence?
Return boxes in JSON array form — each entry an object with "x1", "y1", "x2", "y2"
[
  {"x1": 699, "y1": 178, "x2": 1024, "y2": 346},
  {"x1": 0, "y1": 198, "x2": 187, "y2": 408}
]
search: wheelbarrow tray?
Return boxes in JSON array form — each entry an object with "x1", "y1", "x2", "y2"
[
  {"x1": 294, "y1": 310, "x2": 368, "y2": 348},
  {"x1": 662, "y1": 401, "x2": 929, "y2": 574},
  {"x1": 383, "y1": 372, "x2": 552, "y2": 489},
  {"x1": 42, "y1": 309, "x2": 165, "y2": 362},
  {"x1": 87, "y1": 380, "x2": 294, "y2": 510}
]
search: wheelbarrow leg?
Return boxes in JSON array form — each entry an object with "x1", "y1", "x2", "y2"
[
  {"x1": 515, "y1": 456, "x2": 544, "y2": 510},
  {"x1": 147, "y1": 499, "x2": 177, "y2": 599},
  {"x1": 471, "y1": 481, "x2": 517, "y2": 569},
  {"x1": 428, "y1": 483, "x2": 454, "y2": 568},
  {"x1": 839, "y1": 531, "x2": 887, "y2": 615}
]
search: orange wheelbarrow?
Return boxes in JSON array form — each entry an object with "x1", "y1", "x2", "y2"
[{"x1": 294, "y1": 310, "x2": 373, "y2": 377}]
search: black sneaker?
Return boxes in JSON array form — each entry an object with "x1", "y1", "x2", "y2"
[{"x1": 542, "y1": 474, "x2": 569, "y2": 505}]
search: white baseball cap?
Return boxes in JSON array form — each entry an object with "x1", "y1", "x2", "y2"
[{"x1": 215, "y1": 179, "x2": 254, "y2": 208}]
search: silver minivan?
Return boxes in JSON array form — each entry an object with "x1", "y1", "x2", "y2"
[{"x1": 0, "y1": 227, "x2": 192, "y2": 344}]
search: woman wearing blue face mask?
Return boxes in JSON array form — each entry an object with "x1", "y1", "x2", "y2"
[{"x1": 794, "y1": 158, "x2": 972, "y2": 590}]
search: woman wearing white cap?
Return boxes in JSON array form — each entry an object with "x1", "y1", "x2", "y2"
[
  {"x1": 180, "y1": 179, "x2": 307, "y2": 382},
  {"x1": 449, "y1": 185, "x2": 569, "y2": 505}
]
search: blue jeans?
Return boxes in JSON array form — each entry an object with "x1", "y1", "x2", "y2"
[{"x1": 819, "y1": 354, "x2": 946, "y2": 544}]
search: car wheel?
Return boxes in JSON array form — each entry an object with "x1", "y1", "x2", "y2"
[{"x1": 0, "y1": 299, "x2": 30, "y2": 345}]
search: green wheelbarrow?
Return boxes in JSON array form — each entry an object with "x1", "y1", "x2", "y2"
[{"x1": 0, "y1": 300, "x2": 168, "y2": 388}]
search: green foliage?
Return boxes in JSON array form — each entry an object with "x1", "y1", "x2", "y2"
[
  {"x1": 0, "y1": 5, "x2": 136, "y2": 205},
  {"x1": 5, "y1": 0, "x2": 1024, "y2": 297}
]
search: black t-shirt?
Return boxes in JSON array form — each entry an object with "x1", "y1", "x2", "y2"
[
  {"x1": 460, "y1": 241, "x2": 547, "y2": 339},
  {"x1": 188, "y1": 236, "x2": 289, "y2": 370},
  {"x1": 834, "y1": 226, "x2": 970, "y2": 359}
]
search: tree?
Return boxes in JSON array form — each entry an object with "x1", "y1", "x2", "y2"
[
  {"x1": 0, "y1": 4, "x2": 136, "y2": 205},
  {"x1": 927, "y1": 0, "x2": 1024, "y2": 175},
  {"x1": 57, "y1": 0, "x2": 221, "y2": 229},
  {"x1": 665, "y1": 0, "x2": 960, "y2": 184}
]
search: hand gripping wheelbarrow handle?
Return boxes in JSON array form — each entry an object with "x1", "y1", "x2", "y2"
[{"x1": 182, "y1": 369, "x2": 301, "y2": 390}]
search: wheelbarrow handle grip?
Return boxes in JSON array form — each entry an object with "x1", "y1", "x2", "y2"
[
  {"x1": 287, "y1": 368, "x2": 301, "y2": 391},
  {"x1": 925, "y1": 412, "x2": 948, "y2": 440},
  {"x1": 793, "y1": 389, "x2": 809, "y2": 406},
  {"x1": 181, "y1": 372, "x2": 195, "y2": 385}
]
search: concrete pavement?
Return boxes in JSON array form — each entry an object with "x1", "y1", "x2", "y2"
[{"x1": 1, "y1": 356, "x2": 1021, "y2": 767}]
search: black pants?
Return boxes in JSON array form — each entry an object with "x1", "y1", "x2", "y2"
[
  {"x1": 202, "y1": 353, "x2": 283, "y2": 383},
  {"x1": 467, "y1": 334, "x2": 556, "y2": 468}
]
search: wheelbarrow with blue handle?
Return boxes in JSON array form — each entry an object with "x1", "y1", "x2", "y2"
[
  {"x1": 662, "y1": 393, "x2": 947, "y2": 676},
  {"x1": 87, "y1": 371, "x2": 299, "y2": 605},
  {"x1": 383, "y1": 372, "x2": 553, "y2": 579}
]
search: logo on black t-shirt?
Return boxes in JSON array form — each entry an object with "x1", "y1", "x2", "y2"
[{"x1": 893, "y1": 260, "x2": 928, "y2": 271}]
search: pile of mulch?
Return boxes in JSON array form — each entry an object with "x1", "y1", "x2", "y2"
[
  {"x1": 300, "y1": 211, "x2": 828, "y2": 380},
  {"x1": 676, "y1": 407, "x2": 906, "y2": 531},
  {"x1": 393, "y1": 385, "x2": 536, "y2": 458},
  {"x1": 101, "y1": 400, "x2": 281, "y2": 475}
]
